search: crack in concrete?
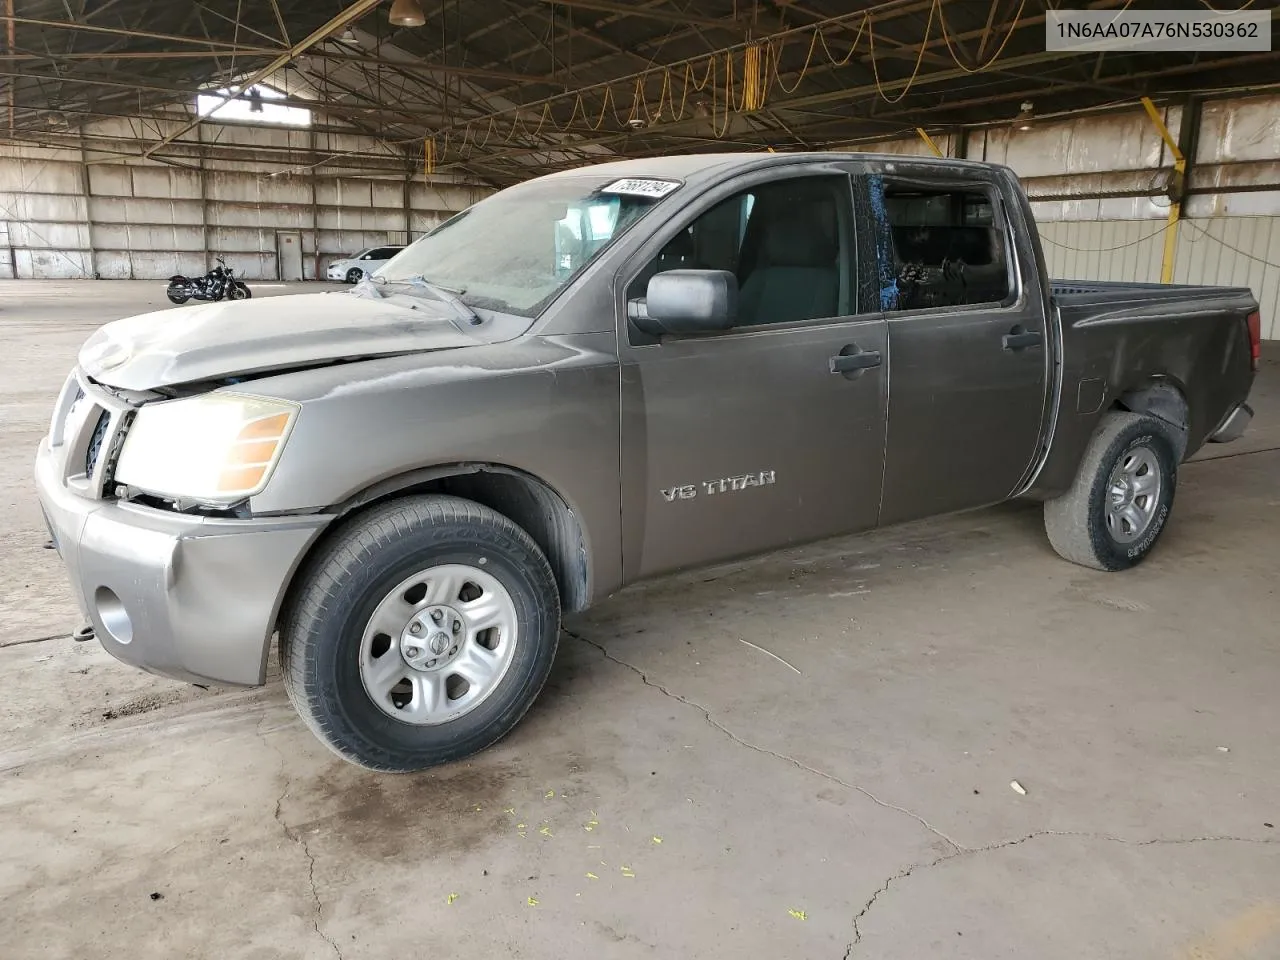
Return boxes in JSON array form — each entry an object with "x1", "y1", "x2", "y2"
[
  {"x1": 568, "y1": 629, "x2": 964, "y2": 852},
  {"x1": 841, "y1": 830, "x2": 1280, "y2": 956},
  {"x1": 564, "y1": 630, "x2": 1280, "y2": 958},
  {"x1": 845, "y1": 857, "x2": 936, "y2": 958},
  {"x1": 0, "y1": 632, "x2": 68, "y2": 649},
  {"x1": 258, "y1": 716, "x2": 344, "y2": 960}
]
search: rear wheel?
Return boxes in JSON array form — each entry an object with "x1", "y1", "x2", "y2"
[
  {"x1": 1044, "y1": 411, "x2": 1181, "y2": 571},
  {"x1": 166, "y1": 279, "x2": 190, "y2": 304},
  {"x1": 280, "y1": 495, "x2": 561, "y2": 771},
  {"x1": 345, "y1": 268, "x2": 363, "y2": 284}
]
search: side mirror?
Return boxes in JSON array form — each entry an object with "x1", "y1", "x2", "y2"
[{"x1": 632, "y1": 269, "x2": 737, "y2": 336}]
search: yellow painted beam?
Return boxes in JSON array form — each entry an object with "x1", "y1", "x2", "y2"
[
  {"x1": 1141, "y1": 96, "x2": 1186, "y2": 284},
  {"x1": 916, "y1": 127, "x2": 944, "y2": 158}
]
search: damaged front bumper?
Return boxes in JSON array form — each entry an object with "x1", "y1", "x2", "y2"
[{"x1": 36, "y1": 437, "x2": 330, "y2": 687}]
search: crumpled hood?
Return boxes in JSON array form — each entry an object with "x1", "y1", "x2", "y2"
[{"x1": 79, "y1": 291, "x2": 482, "y2": 390}]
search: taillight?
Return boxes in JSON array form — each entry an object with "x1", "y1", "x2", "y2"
[{"x1": 1246, "y1": 310, "x2": 1261, "y2": 372}]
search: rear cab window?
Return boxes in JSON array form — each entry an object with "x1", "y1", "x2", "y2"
[{"x1": 865, "y1": 174, "x2": 1016, "y2": 312}]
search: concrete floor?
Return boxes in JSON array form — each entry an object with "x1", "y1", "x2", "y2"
[{"x1": 2, "y1": 280, "x2": 1279, "y2": 960}]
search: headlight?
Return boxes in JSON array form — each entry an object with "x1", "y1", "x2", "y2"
[{"x1": 116, "y1": 393, "x2": 299, "y2": 502}]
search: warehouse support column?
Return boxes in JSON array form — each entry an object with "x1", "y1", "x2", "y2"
[
  {"x1": 403, "y1": 169, "x2": 412, "y2": 247},
  {"x1": 77, "y1": 133, "x2": 97, "y2": 279},
  {"x1": 310, "y1": 128, "x2": 321, "y2": 280},
  {"x1": 1141, "y1": 96, "x2": 1195, "y2": 284},
  {"x1": 198, "y1": 128, "x2": 211, "y2": 274}
]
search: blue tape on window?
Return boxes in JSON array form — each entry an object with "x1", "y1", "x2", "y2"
[
  {"x1": 880, "y1": 279, "x2": 900, "y2": 311},
  {"x1": 865, "y1": 174, "x2": 899, "y2": 310}
]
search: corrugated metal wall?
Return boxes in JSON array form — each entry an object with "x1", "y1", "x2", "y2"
[
  {"x1": 3, "y1": 92, "x2": 1280, "y2": 340},
  {"x1": 0, "y1": 153, "x2": 92, "y2": 278},
  {"x1": 848, "y1": 92, "x2": 1280, "y2": 340},
  {"x1": 1037, "y1": 221, "x2": 1166, "y2": 285},
  {"x1": 0, "y1": 119, "x2": 481, "y2": 281},
  {"x1": 1176, "y1": 219, "x2": 1280, "y2": 340},
  {"x1": 1038, "y1": 219, "x2": 1280, "y2": 340}
]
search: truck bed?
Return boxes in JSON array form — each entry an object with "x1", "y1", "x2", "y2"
[
  {"x1": 1051, "y1": 278, "x2": 1255, "y2": 306},
  {"x1": 1038, "y1": 276, "x2": 1259, "y2": 485}
]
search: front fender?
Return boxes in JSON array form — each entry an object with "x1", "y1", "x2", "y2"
[{"x1": 240, "y1": 337, "x2": 625, "y2": 602}]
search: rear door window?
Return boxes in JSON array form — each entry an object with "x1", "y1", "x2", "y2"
[{"x1": 868, "y1": 178, "x2": 1014, "y2": 312}]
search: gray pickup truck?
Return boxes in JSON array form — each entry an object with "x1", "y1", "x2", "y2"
[{"x1": 36, "y1": 152, "x2": 1260, "y2": 771}]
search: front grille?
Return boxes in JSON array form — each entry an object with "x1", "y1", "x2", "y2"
[
  {"x1": 52, "y1": 370, "x2": 135, "y2": 498},
  {"x1": 85, "y1": 410, "x2": 110, "y2": 476},
  {"x1": 49, "y1": 374, "x2": 83, "y2": 447}
]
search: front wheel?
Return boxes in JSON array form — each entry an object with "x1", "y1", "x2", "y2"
[
  {"x1": 229, "y1": 281, "x2": 251, "y2": 300},
  {"x1": 345, "y1": 268, "x2": 364, "y2": 284},
  {"x1": 1044, "y1": 411, "x2": 1181, "y2": 571},
  {"x1": 280, "y1": 495, "x2": 561, "y2": 772}
]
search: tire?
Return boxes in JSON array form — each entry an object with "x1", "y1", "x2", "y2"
[
  {"x1": 166, "y1": 279, "x2": 190, "y2": 304},
  {"x1": 1044, "y1": 411, "x2": 1181, "y2": 571},
  {"x1": 280, "y1": 495, "x2": 561, "y2": 772},
  {"x1": 345, "y1": 268, "x2": 364, "y2": 284},
  {"x1": 229, "y1": 282, "x2": 250, "y2": 300}
]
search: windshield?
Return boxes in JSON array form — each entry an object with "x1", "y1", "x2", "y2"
[{"x1": 375, "y1": 175, "x2": 676, "y2": 317}]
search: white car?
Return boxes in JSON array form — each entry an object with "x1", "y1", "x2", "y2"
[{"x1": 326, "y1": 245, "x2": 406, "y2": 284}]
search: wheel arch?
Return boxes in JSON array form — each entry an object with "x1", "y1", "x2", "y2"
[
  {"x1": 287, "y1": 463, "x2": 592, "y2": 619},
  {"x1": 1110, "y1": 375, "x2": 1190, "y2": 459},
  {"x1": 1021, "y1": 375, "x2": 1192, "y2": 501}
]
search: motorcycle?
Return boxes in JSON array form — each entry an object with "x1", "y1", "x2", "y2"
[{"x1": 166, "y1": 257, "x2": 252, "y2": 304}]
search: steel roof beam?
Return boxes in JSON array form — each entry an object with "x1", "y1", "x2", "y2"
[
  {"x1": 135, "y1": 0, "x2": 385, "y2": 160},
  {"x1": 0, "y1": 13, "x2": 277, "y2": 52}
]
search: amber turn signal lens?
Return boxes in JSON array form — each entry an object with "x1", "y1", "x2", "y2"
[
  {"x1": 238, "y1": 412, "x2": 291, "y2": 441},
  {"x1": 218, "y1": 465, "x2": 268, "y2": 493},
  {"x1": 226, "y1": 440, "x2": 278, "y2": 466}
]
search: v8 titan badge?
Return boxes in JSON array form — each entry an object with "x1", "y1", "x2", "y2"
[{"x1": 661, "y1": 470, "x2": 776, "y2": 503}]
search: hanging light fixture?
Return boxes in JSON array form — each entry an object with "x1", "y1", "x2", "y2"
[
  {"x1": 1014, "y1": 101, "x2": 1035, "y2": 131},
  {"x1": 389, "y1": 0, "x2": 426, "y2": 27}
]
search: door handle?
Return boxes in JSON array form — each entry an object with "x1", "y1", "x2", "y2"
[
  {"x1": 1002, "y1": 327, "x2": 1043, "y2": 351},
  {"x1": 830, "y1": 349, "x2": 882, "y2": 375}
]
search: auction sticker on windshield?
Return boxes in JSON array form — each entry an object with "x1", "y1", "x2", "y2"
[{"x1": 600, "y1": 178, "x2": 681, "y2": 198}]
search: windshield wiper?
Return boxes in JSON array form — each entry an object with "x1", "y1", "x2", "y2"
[{"x1": 375, "y1": 274, "x2": 480, "y2": 325}]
